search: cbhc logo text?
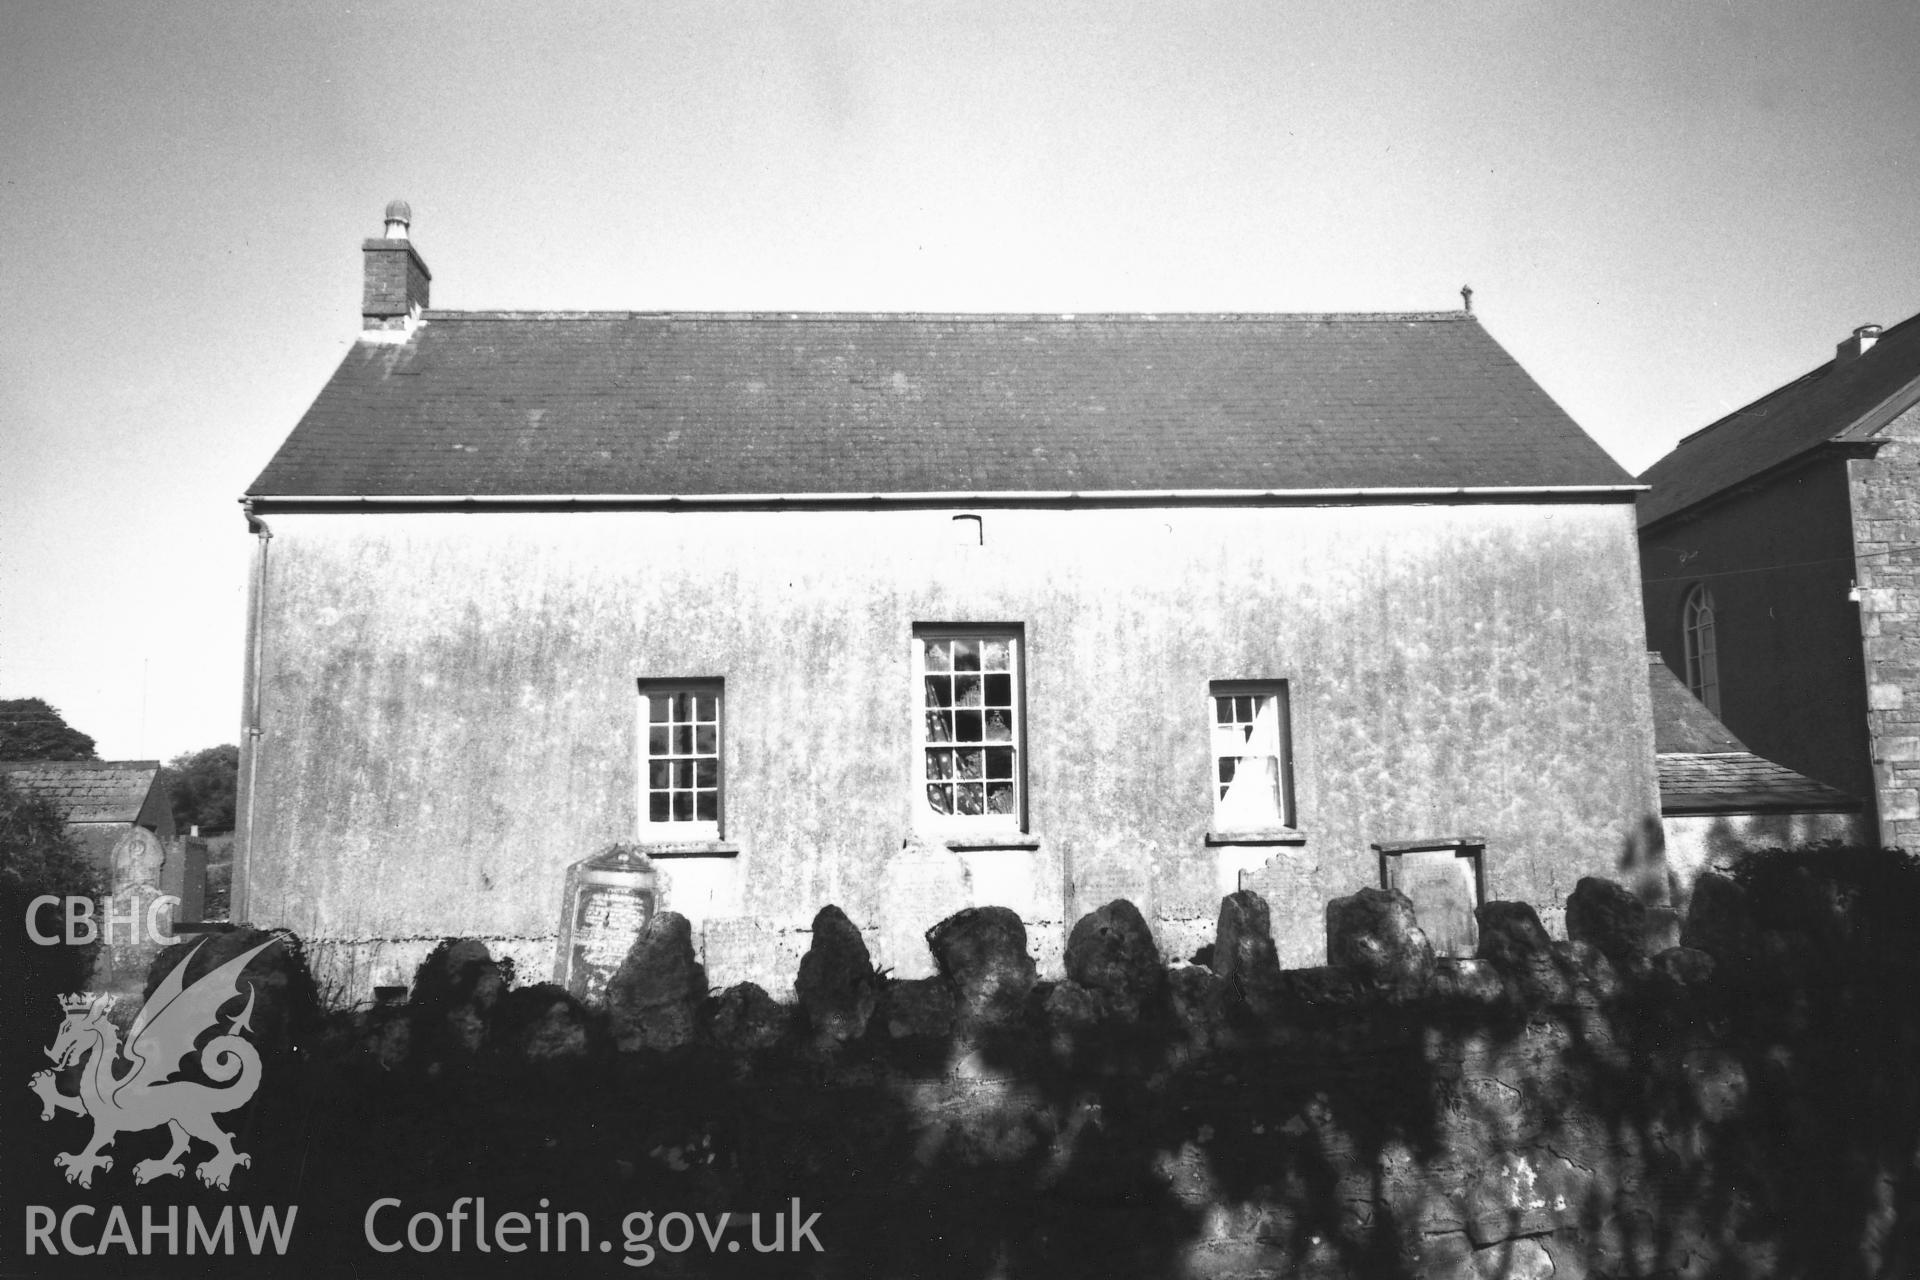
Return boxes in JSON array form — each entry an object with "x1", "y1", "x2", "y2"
[{"x1": 25, "y1": 896, "x2": 182, "y2": 946}]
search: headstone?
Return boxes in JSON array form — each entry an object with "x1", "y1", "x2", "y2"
[
  {"x1": 605, "y1": 912, "x2": 707, "y2": 1053},
  {"x1": 496, "y1": 984, "x2": 595, "y2": 1062},
  {"x1": 1214, "y1": 890, "x2": 1281, "y2": 992},
  {"x1": 161, "y1": 837, "x2": 207, "y2": 924},
  {"x1": 1566, "y1": 877, "x2": 1650, "y2": 970},
  {"x1": 926, "y1": 905, "x2": 1036, "y2": 1029},
  {"x1": 1682, "y1": 871, "x2": 1760, "y2": 966},
  {"x1": 1475, "y1": 901, "x2": 1553, "y2": 969},
  {"x1": 1240, "y1": 847, "x2": 1327, "y2": 968},
  {"x1": 1168, "y1": 965, "x2": 1232, "y2": 1045},
  {"x1": 1379, "y1": 847, "x2": 1480, "y2": 958},
  {"x1": 91, "y1": 828, "x2": 176, "y2": 995},
  {"x1": 410, "y1": 938, "x2": 506, "y2": 1058},
  {"x1": 1326, "y1": 886, "x2": 1435, "y2": 992},
  {"x1": 556, "y1": 844, "x2": 658, "y2": 1002},
  {"x1": 877, "y1": 839, "x2": 968, "y2": 979},
  {"x1": 111, "y1": 826, "x2": 166, "y2": 894},
  {"x1": 794, "y1": 905, "x2": 878, "y2": 1044},
  {"x1": 711, "y1": 982, "x2": 791, "y2": 1052},
  {"x1": 1064, "y1": 899, "x2": 1165, "y2": 1020}
]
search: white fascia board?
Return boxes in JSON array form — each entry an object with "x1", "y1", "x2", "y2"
[{"x1": 247, "y1": 484, "x2": 1648, "y2": 508}]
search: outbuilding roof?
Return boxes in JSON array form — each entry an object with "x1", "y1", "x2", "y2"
[
  {"x1": 0, "y1": 760, "x2": 166, "y2": 825},
  {"x1": 1638, "y1": 309, "x2": 1920, "y2": 527},
  {"x1": 248, "y1": 311, "x2": 1634, "y2": 503},
  {"x1": 1646, "y1": 656, "x2": 1747, "y2": 755},
  {"x1": 1656, "y1": 754, "x2": 1863, "y2": 816},
  {"x1": 1644, "y1": 658, "x2": 1861, "y2": 814}
]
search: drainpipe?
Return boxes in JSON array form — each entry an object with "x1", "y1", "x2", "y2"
[{"x1": 235, "y1": 500, "x2": 272, "y2": 922}]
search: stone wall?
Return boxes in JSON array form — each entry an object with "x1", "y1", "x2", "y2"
[
  {"x1": 1851, "y1": 399, "x2": 1920, "y2": 847},
  {"x1": 13, "y1": 853, "x2": 1909, "y2": 1278},
  {"x1": 1661, "y1": 809, "x2": 1871, "y2": 908}
]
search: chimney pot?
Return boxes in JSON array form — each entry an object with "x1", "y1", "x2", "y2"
[
  {"x1": 362, "y1": 201, "x2": 431, "y2": 337},
  {"x1": 1836, "y1": 322, "x2": 1881, "y2": 366},
  {"x1": 382, "y1": 198, "x2": 413, "y2": 240}
]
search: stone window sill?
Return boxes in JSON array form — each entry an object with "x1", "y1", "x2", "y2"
[
  {"x1": 1371, "y1": 835, "x2": 1485, "y2": 854},
  {"x1": 943, "y1": 833, "x2": 1042, "y2": 852},
  {"x1": 635, "y1": 841, "x2": 740, "y2": 859},
  {"x1": 1205, "y1": 829, "x2": 1308, "y2": 847}
]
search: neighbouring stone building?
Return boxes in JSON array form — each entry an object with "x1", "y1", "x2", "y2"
[
  {"x1": 236, "y1": 205, "x2": 1660, "y2": 1000},
  {"x1": 0, "y1": 759, "x2": 175, "y2": 891},
  {"x1": 1639, "y1": 309, "x2": 1920, "y2": 848},
  {"x1": 1645, "y1": 654, "x2": 1867, "y2": 901}
]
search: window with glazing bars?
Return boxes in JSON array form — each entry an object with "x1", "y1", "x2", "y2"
[
  {"x1": 1682, "y1": 585, "x2": 1720, "y2": 716},
  {"x1": 1211, "y1": 682, "x2": 1294, "y2": 831},
  {"x1": 917, "y1": 630, "x2": 1022, "y2": 824},
  {"x1": 637, "y1": 681, "x2": 722, "y2": 837}
]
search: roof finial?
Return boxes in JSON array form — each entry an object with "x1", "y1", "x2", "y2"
[{"x1": 1460, "y1": 284, "x2": 1474, "y2": 314}]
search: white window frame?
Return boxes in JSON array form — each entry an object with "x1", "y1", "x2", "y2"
[
  {"x1": 1209, "y1": 681, "x2": 1296, "y2": 834},
  {"x1": 636, "y1": 679, "x2": 724, "y2": 841},
  {"x1": 913, "y1": 625, "x2": 1025, "y2": 833}
]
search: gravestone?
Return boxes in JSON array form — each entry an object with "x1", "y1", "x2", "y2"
[
  {"x1": 555, "y1": 844, "x2": 658, "y2": 1002},
  {"x1": 90, "y1": 827, "x2": 177, "y2": 996}
]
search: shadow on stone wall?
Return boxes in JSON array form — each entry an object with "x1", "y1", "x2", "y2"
[{"x1": 7, "y1": 849, "x2": 1918, "y2": 1278}]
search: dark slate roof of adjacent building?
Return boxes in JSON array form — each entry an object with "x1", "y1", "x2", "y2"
[
  {"x1": 1639, "y1": 308, "x2": 1920, "y2": 527},
  {"x1": 1657, "y1": 754, "x2": 1863, "y2": 816},
  {"x1": 1646, "y1": 656, "x2": 1747, "y2": 755},
  {"x1": 1644, "y1": 658, "x2": 1861, "y2": 814},
  {"x1": 0, "y1": 760, "x2": 164, "y2": 825},
  {"x1": 248, "y1": 312, "x2": 1635, "y2": 502}
]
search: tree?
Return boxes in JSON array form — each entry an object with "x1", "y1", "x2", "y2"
[
  {"x1": 163, "y1": 744, "x2": 240, "y2": 834},
  {"x1": 0, "y1": 772, "x2": 103, "y2": 1036},
  {"x1": 0, "y1": 698, "x2": 98, "y2": 761},
  {"x1": 0, "y1": 771, "x2": 101, "y2": 901}
]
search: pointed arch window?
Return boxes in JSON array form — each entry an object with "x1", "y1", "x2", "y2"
[{"x1": 1683, "y1": 585, "x2": 1720, "y2": 716}]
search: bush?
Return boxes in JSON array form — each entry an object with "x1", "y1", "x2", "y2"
[
  {"x1": 1728, "y1": 843, "x2": 1920, "y2": 941},
  {"x1": 0, "y1": 771, "x2": 102, "y2": 903},
  {"x1": 0, "y1": 773, "x2": 106, "y2": 1172}
]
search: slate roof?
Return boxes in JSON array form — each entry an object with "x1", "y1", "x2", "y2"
[
  {"x1": 0, "y1": 760, "x2": 164, "y2": 825},
  {"x1": 1639, "y1": 308, "x2": 1920, "y2": 527},
  {"x1": 1644, "y1": 659, "x2": 1861, "y2": 814},
  {"x1": 248, "y1": 312, "x2": 1635, "y2": 502},
  {"x1": 1657, "y1": 754, "x2": 1862, "y2": 816},
  {"x1": 1646, "y1": 656, "x2": 1747, "y2": 754}
]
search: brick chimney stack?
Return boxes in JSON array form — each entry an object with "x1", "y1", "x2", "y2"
[{"x1": 362, "y1": 200, "x2": 431, "y2": 336}]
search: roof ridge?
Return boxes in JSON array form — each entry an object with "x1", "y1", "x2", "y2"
[
  {"x1": 1662, "y1": 305, "x2": 1920, "y2": 455},
  {"x1": 0, "y1": 759, "x2": 159, "y2": 770},
  {"x1": 413, "y1": 309, "x2": 1477, "y2": 324}
]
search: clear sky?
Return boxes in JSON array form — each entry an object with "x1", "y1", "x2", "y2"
[{"x1": 4, "y1": 0, "x2": 1919, "y2": 763}]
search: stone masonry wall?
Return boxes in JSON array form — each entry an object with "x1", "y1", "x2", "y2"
[
  {"x1": 1850, "y1": 399, "x2": 1920, "y2": 847},
  {"x1": 13, "y1": 855, "x2": 1913, "y2": 1279}
]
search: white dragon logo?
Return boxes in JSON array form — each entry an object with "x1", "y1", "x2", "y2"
[{"x1": 28, "y1": 937, "x2": 279, "y2": 1191}]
